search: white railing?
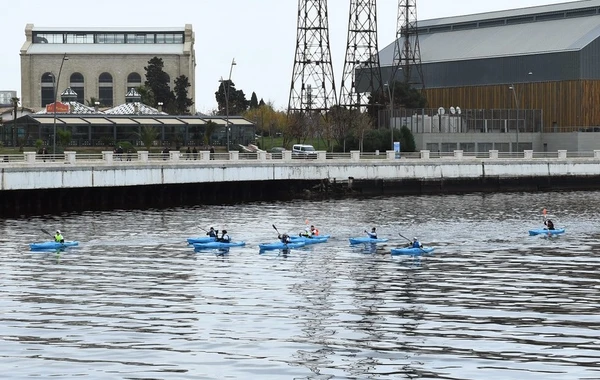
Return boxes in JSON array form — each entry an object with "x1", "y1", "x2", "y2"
[{"x1": 4, "y1": 149, "x2": 600, "y2": 166}]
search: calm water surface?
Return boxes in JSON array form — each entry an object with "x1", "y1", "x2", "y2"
[{"x1": 1, "y1": 192, "x2": 600, "y2": 379}]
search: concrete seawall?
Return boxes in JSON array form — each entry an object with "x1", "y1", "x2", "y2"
[{"x1": 2, "y1": 150, "x2": 600, "y2": 216}]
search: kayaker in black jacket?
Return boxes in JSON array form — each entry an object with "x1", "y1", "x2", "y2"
[
  {"x1": 207, "y1": 227, "x2": 218, "y2": 237},
  {"x1": 278, "y1": 233, "x2": 291, "y2": 244},
  {"x1": 544, "y1": 219, "x2": 555, "y2": 230}
]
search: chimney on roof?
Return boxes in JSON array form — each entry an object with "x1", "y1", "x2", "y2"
[
  {"x1": 61, "y1": 87, "x2": 78, "y2": 103},
  {"x1": 125, "y1": 88, "x2": 142, "y2": 103}
]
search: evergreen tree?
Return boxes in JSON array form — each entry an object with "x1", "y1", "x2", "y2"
[
  {"x1": 215, "y1": 80, "x2": 249, "y2": 116},
  {"x1": 250, "y1": 92, "x2": 259, "y2": 109},
  {"x1": 173, "y1": 75, "x2": 194, "y2": 115},
  {"x1": 144, "y1": 57, "x2": 174, "y2": 107},
  {"x1": 259, "y1": 98, "x2": 265, "y2": 107}
]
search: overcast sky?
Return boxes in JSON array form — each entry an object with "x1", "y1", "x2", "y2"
[{"x1": 4, "y1": 0, "x2": 573, "y2": 113}]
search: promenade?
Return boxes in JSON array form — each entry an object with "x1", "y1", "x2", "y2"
[
  {"x1": 2, "y1": 149, "x2": 600, "y2": 191},
  {"x1": 2, "y1": 148, "x2": 600, "y2": 216}
]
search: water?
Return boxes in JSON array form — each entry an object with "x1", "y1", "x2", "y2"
[{"x1": 2, "y1": 192, "x2": 600, "y2": 379}]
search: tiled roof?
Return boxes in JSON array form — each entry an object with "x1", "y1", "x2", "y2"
[
  {"x1": 35, "y1": 102, "x2": 101, "y2": 114},
  {"x1": 104, "y1": 102, "x2": 167, "y2": 115}
]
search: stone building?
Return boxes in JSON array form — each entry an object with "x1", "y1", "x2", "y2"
[{"x1": 20, "y1": 24, "x2": 195, "y2": 112}]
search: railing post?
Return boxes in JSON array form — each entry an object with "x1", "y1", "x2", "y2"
[
  {"x1": 317, "y1": 151, "x2": 326, "y2": 161},
  {"x1": 558, "y1": 150, "x2": 567, "y2": 160},
  {"x1": 420, "y1": 150, "x2": 430, "y2": 159},
  {"x1": 454, "y1": 150, "x2": 464, "y2": 159},
  {"x1": 102, "y1": 151, "x2": 114, "y2": 163},
  {"x1": 386, "y1": 150, "x2": 395, "y2": 160},
  {"x1": 229, "y1": 151, "x2": 239, "y2": 161},
  {"x1": 283, "y1": 151, "x2": 292, "y2": 161},
  {"x1": 489, "y1": 150, "x2": 499, "y2": 159},
  {"x1": 595, "y1": 150, "x2": 600, "y2": 159},
  {"x1": 170, "y1": 151, "x2": 181, "y2": 161},
  {"x1": 200, "y1": 151, "x2": 210, "y2": 161},
  {"x1": 64, "y1": 151, "x2": 76, "y2": 164},
  {"x1": 138, "y1": 151, "x2": 149, "y2": 162},
  {"x1": 24, "y1": 152, "x2": 36, "y2": 163},
  {"x1": 350, "y1": 150, "x2": 360, "y2": 161},
  {"x1": 258, "y1": 151, "x2": 267, "y2": 161},
  {"x1": 524, "y1": 150, "x2": 533, "y2": 159}
]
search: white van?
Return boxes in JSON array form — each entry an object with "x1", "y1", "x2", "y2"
[{"x1": 292, "y1": 144, "x2": 317, "y2": 159}]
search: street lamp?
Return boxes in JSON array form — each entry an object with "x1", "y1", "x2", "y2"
[
  {"x1": 52, "y1": 53, "x2": 69, "y2": 155},
  {"x1": 219, "y1": 58, "x2": 236, "y2": 152},
  {"x1": 509, "y1": 71, "x2": 533, "y2": 153},
  {"x1": 383, "y1": 82, "x2": 394, "y2": 150}
]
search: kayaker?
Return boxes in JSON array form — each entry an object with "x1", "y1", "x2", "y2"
[
  {"x1": 364, "y1": 227, "x2": 377, "y2": 239},
  {"x1": 544, "y1": 219, "x2": 555, "y2": 230},
  {"x1": 278, "y1": 233, "x2": 291, "y2": 244},
  {"x1": 411, "y1": 237, "x2": 423, "y2": 248},
  {"x1": 206, "y1": 227, "x2": 218, "y2": 238},
  {"x1": 54, "y1": 230, "x2": 64, "y2": 243},
  {"x1": 310, "y1": 225, "x2": 319, "y2": 236},
  {"x1": 217, "y1": 230, "x2": 230, "y2": 243}
]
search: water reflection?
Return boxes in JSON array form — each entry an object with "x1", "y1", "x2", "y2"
[{"x1": 1, "y1": 191, "x2": 600, "y2": 378}]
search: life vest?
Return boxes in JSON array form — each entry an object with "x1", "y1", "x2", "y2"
[{"x1": 311, "y1": 228, "x2": 319, "y2": 236}]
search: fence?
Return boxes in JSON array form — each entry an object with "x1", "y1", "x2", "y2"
[{"x1": 3, "y1": 149, "x2": 600, "y2": 165}]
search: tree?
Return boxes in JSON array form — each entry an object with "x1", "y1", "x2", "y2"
[
  {"x1": 173, "y1": 75, "x2": 194, "y2": 115},
  {"x1": 249, "y1": 92, "x2": 259, "y2": 109},
  {"x1": 137, "y1": 125, "x2": 159, "y2": 151},
  {"x1": 86, "y1": 97, "x2": 99, "y2": 107},
  {"x1": 10, "y1": 97, "x2": 19, "y2": 147},
  {"x1": 215, "y1": 80, "x2": 249, "y2": 116},
  {"x1": 57, "y1": 129, "x2": 72, "y2": 150},
  {"x1": 259, "y1": 98, "x2": 265, "y2": 107},
  {"x1": 399, "y1": 125, "x2": 416, "y2": 152},
  {"x1": 136, "y1": 85, "x2": 155, "y2": 107},
  {"x1": 204, "y1": 120, "x2": 218, "y2": 145},
  {"x1": 144, "y1": 57, "x2": 174, "y2": 107},
  {"x1": 366, "y1": 81, "x2": 428, "y2": 124}
]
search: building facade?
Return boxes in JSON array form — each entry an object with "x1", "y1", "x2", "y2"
[
  {"x1": 20, "y1": 24, "x2": 196, "y2": 112},
  {"x1": 376, "y1": 0, "x2": 600, "y2": 132}
]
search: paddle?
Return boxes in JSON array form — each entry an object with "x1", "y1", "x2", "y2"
[{"x1": 41, "y1": 228, "x2": 52, "y2": 237}]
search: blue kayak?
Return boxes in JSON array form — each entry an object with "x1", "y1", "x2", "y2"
[
  {"x1": 30, "y1": 241, "x2": 79, "y2": 251},
  {"x1": 289, "y1": 236, "x2": 329, "y2": 245},
  {"x1": 258, "y1": 241, "x2": 306, "y2": 251},
  {"x1": 187, "y1": 236, "x2": 216, "y2": 244},
  {"x1": 290, "y1": 234, "x2": 331, "y2": 241},
  {"x1": 193, "y1": 241, "x2": 245, "y2": 249},
  {"x1": 391, "y1": 247, "x2": 435, "y2": 255},
  {"x1": 528, "y1": 228, "x2": 565, "y2": 236},
  {"x1": 349, "y1": 237, "x2": 389, "y2": 245}
]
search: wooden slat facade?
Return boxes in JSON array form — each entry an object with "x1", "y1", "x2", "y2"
[{"x1": 423, "y1": 80, "x2": 600, "y2": 132}]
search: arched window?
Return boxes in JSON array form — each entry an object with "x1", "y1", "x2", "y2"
[
  {"x1": 127, "y1": 72, "x2": 142, "y2": 91},
  {"x1": 41, "y1": 72, "x2": 55, "y2": 106},
  {"x1": 70, "y1": 72, "x2": 85, "y2": 103},
  {"x1": 98, "y1": 72, "x2": 113, "y2": 106}
]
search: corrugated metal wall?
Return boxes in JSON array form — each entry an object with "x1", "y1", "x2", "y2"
[{"x1": 423, "y1": 80, "x2": 600, "y2": 131}]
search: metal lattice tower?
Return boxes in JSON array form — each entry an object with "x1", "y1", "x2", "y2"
[
  {"x1": 288, "y1": 0, "x2": 337, "y2": 114},
  {"x1": 339, "y1": 0, "x2": 383, "y2": 109},
  {"x1": 391, "y1": 0, "x2": 424, "y2": 88}
]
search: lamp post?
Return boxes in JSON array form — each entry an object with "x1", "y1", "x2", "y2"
[
  {"x1": 383, "y1": 82, "x2": 394, "y2": 150},
  {"x1": 509, "y1": 71, "x2": 533, "y2": 153},
  {"x1": 219, "y1": 58, "x2": 236, "y2": 152},
  {"x1": 52, "y1": 53, "x2": 69, "y2": 155}
]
